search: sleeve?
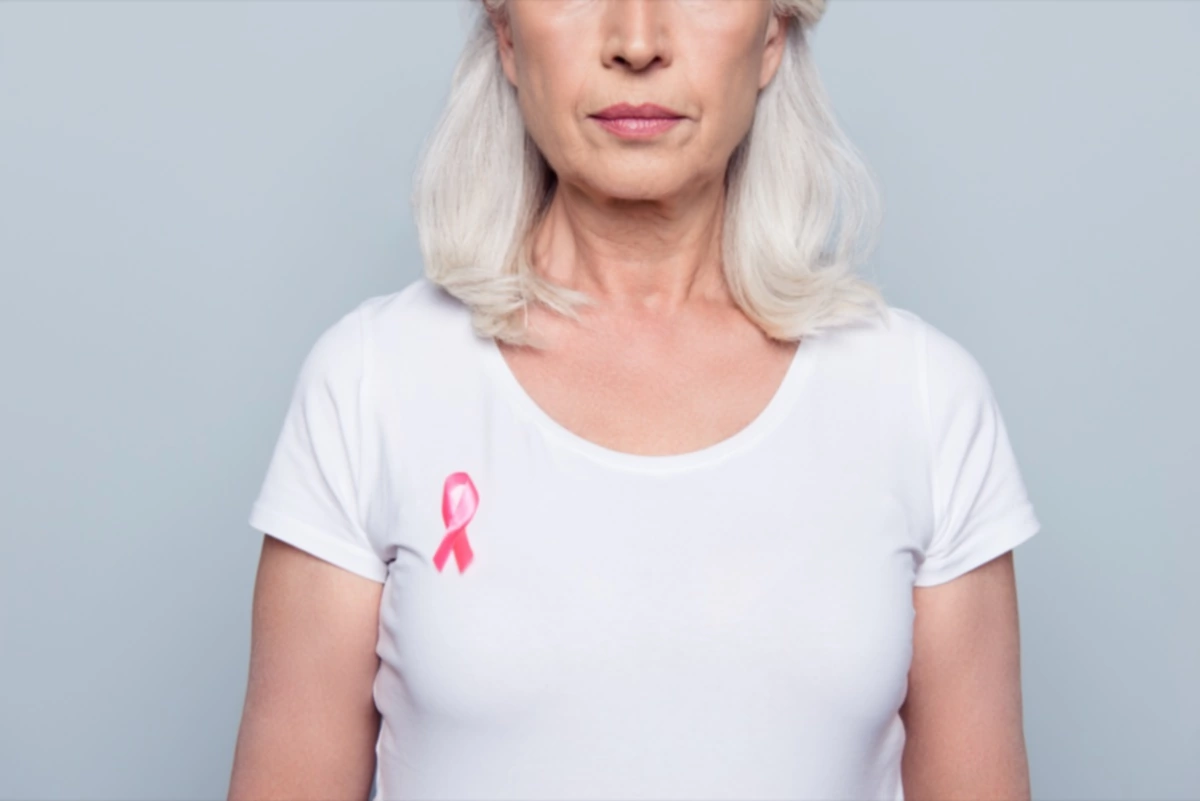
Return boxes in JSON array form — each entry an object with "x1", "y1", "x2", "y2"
[
  {"x1": 247, "y1": 303, "x2": 388, "y2": 583},
  {"x1": 913, "y1": 321, "x2": 1041, "y2": 587}
]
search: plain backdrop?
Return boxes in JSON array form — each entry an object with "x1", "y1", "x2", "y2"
[{"x1": 1, "y1": 1, "x2": 1196, "y2": 799}]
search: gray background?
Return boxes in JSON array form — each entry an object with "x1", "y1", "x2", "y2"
[{"x1": 1, "y1": 1, "x2": 1195, "y2": 799}]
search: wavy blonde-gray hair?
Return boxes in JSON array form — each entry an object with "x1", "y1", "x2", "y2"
[{"x1": 412, "y1": 0, "x2": 888, "y2": 347}]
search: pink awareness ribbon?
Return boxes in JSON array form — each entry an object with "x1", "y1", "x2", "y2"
[{"x1": 433, "y1": 471, "x2": 478, "y2": 573}]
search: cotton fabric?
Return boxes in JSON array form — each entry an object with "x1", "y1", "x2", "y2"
[{"x1": 247, "y1": 276, "x2": 1041, "y2": 800}]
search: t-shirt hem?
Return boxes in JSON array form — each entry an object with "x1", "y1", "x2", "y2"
[
  {"x1": 248, "y1": 501, "x2": 388, "y2": 583},
  {"x1": 912, "y1": 504, "x2": 1041, "y2": 587}
]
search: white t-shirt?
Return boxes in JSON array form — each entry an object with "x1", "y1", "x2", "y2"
[{"x1": 247, "y1": 276, "x2": 1041, "y2": 801}]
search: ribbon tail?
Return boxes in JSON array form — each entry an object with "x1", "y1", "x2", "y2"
[
  {"x1": 452, "y1": 534, "x2": 474, "y2": 573},
  {"x1": 432, "y1": 531, "x2": 456, "y2": 572},
  {"x1": 433, "y1": 528, "x2": 474, "y2": 573}
]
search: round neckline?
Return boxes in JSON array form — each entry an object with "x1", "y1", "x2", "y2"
[{"x1": 479, "y1": 331, "x2": 819, "y2": 474}]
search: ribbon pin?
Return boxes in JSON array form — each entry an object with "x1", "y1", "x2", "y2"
[{"x1": 433, "y1": 471, "x2": 478, "y2": 573}]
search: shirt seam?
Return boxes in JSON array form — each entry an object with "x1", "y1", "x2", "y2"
[
  {"x1": 917, "y1": 318, "x2": 943, "y2": 555},
  {"x1": 354, "y1": 301, "x2": 371, "y2": 544}
]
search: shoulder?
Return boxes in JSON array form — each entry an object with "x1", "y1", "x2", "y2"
[
  {"x1": 839, "y1": 304, "x2": 990, "y2": 387},
  {"x1": 815, "y1": 304, "x2": 998, "y2": 426},
  {"x1": 292, "y1": 277, "x2": 474, "y2": 395},
  {"x1": 335, "y1": 276, "x2": 477, "y2": 364},
  {"x1": 347, "y1": 277, "x2": 485, "y2": 408},
  {"x1": 355, "y1": 275, "x2": 468, "y2": 336},
  {"x1": 350, "y1": 273, "x2": 472, "y2": 347},
  {"x1": 871, "y1": 308, "x2": 1009, "y2": 471},
  {"x1": 840, "y1": 303, "x2": 958, "y2": 357},
  {"x1": 887, "y1": 306, "x2": 999, "y2": 408},
  {"x1": 812, "y1": 303, "x2": 928, "y2": 376}
]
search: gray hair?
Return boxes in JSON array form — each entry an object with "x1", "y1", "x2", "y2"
[{"x1": 412, "y1": 0, "x2": 889, "y2": 347}]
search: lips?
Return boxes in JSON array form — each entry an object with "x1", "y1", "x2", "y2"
[
  {"x1": 591, "y1": 102, "x2": 685, "y2": 120},
  {"x1": 589, "y1": 103, "x2": 686, "y2": 139}
]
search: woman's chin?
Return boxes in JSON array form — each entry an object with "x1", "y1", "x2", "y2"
[{"x1": 570, "y1": 168, "x2": 711, "y2": 204}]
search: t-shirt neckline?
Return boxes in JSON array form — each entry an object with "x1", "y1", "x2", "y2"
[{"x1": 479, "y1": 330, "x2": 820, "y2": 474}]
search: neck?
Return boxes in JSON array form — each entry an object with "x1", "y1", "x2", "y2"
[{"x1": 529, "y1": 177, "x2": 732, "y2": 316}]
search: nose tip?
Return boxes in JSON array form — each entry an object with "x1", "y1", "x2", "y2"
[
  {"x1": 602, "y1": 0, "x2": 670, "y2": 72},
  {"x1": 613, "y1": 51, "x2": 662, "y2": 72}
]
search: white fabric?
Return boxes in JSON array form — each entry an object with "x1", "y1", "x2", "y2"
[{"x1": 248, "y1": 276, "x2": 1041, "y2": 801}]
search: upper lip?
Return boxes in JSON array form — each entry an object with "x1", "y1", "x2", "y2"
[{"x1": 591, "y1": 103, "x2": 684, "y2": 120}]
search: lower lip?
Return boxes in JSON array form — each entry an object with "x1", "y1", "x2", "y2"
[{"x1": 590, "y1": 116, "x2": 683, "y2": 139}]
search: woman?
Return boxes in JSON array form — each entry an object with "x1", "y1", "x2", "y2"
[{"x1": 229, "y1": 1, "x2": 1041, "y2": 799}]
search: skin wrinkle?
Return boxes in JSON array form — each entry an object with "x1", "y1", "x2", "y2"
[{"x1": 491, "y1": 0, "x2": 785, "y2": 314}]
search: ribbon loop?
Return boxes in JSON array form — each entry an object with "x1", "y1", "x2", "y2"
[{"x1": 433, "y1": 471, "x2": 478, "y2": 573}]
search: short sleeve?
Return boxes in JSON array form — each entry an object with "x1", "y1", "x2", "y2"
[
  {"x1": 247, "y1": 303, "x2": 388, "y2": 583},
  {"x1": 914, "y1": 321, "x2": 1041, "y2": 587}
]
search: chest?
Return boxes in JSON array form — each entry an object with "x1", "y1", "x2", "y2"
[
  {"x1": 365, "y1": 326, "x2": 930, "y2": 746},
  {"x1": 493, "y1": 335, "x2": 799, "y2": 456},
  {"x1": 376, "y1": 462, "x2": 920, "y2": 734}
]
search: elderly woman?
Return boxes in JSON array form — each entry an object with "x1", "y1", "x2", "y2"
[{"x1": 229, "y1": 1, "x2": 1041, "y2": 799}]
